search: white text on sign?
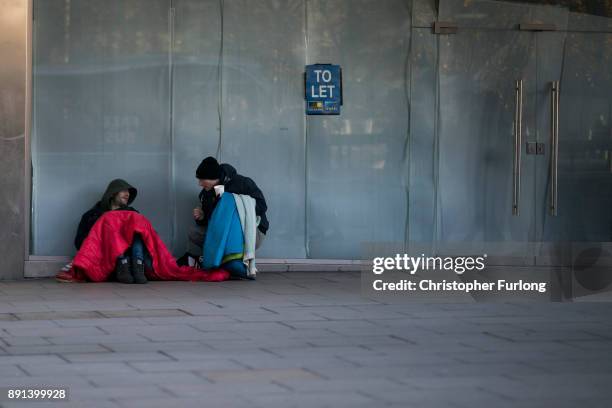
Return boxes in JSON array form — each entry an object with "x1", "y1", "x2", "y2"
[{"x1": 311, "y1": 69, "x2": 336, "y2": 98}]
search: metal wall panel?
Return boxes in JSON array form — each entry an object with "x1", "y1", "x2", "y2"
[
  {"x1": 439, "y1": 0, "x2": 567, "y2": 30},
  {"x1": 412, "y1": 0, "x2": 436, "y2": 27},
  {"x1": 569, "y1": 11, "x2": 612, "y2": 32}
]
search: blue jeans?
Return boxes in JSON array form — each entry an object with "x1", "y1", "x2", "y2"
[{"x1": 118, "y1": 234, "x2": 152, "y2": 270}]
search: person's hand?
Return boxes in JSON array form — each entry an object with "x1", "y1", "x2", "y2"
[{"x1": 193, "y1": 208, "x2": 204, "y2": 221}]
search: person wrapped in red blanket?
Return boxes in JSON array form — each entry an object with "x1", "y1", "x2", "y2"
[
  {"x1": 56, "y1": 179, "x2": 228, "y2": 283},
  {"x1": 72, "y1": 210, "x2": 228, "y2": 282}
]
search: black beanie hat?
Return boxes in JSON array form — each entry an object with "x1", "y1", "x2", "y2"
[{"x1": 196, "y1": 156, "x2": 221, "y2": 180}]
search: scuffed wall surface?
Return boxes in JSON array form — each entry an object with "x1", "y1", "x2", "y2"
[{"x1": 0, "y1": 0, "x2": 26, "y2": 279}]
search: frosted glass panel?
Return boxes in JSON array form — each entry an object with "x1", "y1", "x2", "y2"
[
  {"x1": 171, "y1": 0, "x2": 306, "y2": 258},
  {"x1": 305, "y1": 0, "x2": 411, "y2": 258},
  {"x1": 31, "y1": 0, "x2": 414, "y2": 260},
  {"x1": 543, "y1": 31, "x2": 612, "y2": 243},
  {"x1": 408, "y1": 29, "x2": 436, "y2": 244},
  {"x1": 32, "y1": 0, "x2": 171, "y2": 255},
  {"x1": 171, "y1": 0, "x2": 223, "y2": 254},
  {"x1": 436, "y1": 30, "x2": 537, "y2": 244},
  {"x1": 217, "y1": 0, "x2": 307, "y2": 258}
]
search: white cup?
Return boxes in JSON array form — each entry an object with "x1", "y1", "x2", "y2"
[{"x1": 214, "y1": 185, "x2": 225, "y2": 197}]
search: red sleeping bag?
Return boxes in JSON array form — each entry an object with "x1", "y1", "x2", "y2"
[{"x1": 71, "y1": 210, "x2": 229, "y2": 282}]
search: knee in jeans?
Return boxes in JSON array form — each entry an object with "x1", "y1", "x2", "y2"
[{"x1": 188, "y1": 226, "x2": 205, "y2": 243}]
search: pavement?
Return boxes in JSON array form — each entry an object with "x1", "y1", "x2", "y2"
[{"x1": 0, "y1": 272, "x2": 610, "y2": 407}]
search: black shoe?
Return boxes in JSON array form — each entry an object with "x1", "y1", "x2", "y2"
[
  {"x1": 116, "y1": 257, "x2": 133, "y2": 284},
  {"x1": 132, "y1": 258, "x2": 147, "y2": 284},
  {"x1": 177, "y1": 252, "x2": 190, "y2": 266}
]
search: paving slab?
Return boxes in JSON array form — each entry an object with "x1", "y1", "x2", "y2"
[{"x1": 0, "y1": 274, "x2": 608, "y2": 407}]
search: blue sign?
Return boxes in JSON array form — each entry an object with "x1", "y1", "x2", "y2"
[{"x1": 305, "y1": 64, "x2": 342, "y2": 115}]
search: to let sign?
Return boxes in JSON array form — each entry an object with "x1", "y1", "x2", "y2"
[{"x1": 305, "y1": 64, "x2": 342, "y2": 115}]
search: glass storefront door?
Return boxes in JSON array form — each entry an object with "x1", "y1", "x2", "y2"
[
  {"x1": 435, "y1": 27, "x2": 537, "y2": 265},
  {"x1": 536, "y1": 29, "x2": 612, "y2": 273}
]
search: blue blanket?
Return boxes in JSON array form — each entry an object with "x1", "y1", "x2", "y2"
[{"x1": 202, "y1": 193, "x2": 245, "y2": 273}]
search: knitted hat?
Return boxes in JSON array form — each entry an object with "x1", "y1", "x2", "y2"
[{"x1": 196, "y1": 156, "x2": 221, "y2": 180}]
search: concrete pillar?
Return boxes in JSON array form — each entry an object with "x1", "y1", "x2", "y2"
[{"x1": 0, "y1": 0, "x2": 28, "y2": 279}]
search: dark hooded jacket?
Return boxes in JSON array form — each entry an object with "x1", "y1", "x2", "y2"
[
  {"x1": 74, "y1": 179, "x2": 139, "y2": 250},
  {"x1": 197, "y1": 163, "x2": 269, "y2": 234}
]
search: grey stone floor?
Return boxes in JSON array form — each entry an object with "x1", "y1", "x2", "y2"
[{"x1": 0, "y1": 272, "x2": 610, "y2": 407}]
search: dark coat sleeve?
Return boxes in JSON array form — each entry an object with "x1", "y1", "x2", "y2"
[
  {"x1": 226, "y1": 175, "x2": 268, "y2": 233},
  {"x1": 74, "y1": 206, "x2": 138, "y2": 250},
  {"x1": 197, "y1": 189, "x2": 217, "y2": 227},
  {"x1": 74, "y1": 209, "x2": 100, "y2": 250},
  {"x1": 241, "y1": 177, "x2": 267, "y2": 219}
]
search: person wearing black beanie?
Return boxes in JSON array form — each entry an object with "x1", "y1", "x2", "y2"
[
  {"x1": 195, "y1": 156, "x2": 222, "y2": 180},
  {"x1": 178, "y1": 156, "x2": 269, "y2": 267}
]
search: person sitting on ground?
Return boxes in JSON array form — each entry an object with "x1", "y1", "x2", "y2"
[
  {"x1": 72, "y1": 179, "x2": 150, "y2": 284},
  {"x1": 178, "y1": 156, "x2": 269, "y2": 266}
]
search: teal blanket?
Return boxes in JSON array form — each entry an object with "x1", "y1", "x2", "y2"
[{"x1": 202, "y1": 193, "x2": 244, "y2": 269}]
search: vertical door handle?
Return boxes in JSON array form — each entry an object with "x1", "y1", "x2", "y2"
[
  {"x1": 550, "y1": 81, "x2": 559, "y2": 216},
  {"x1": 513, "y1": 79, "x2": 523, "y2": 216}
]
